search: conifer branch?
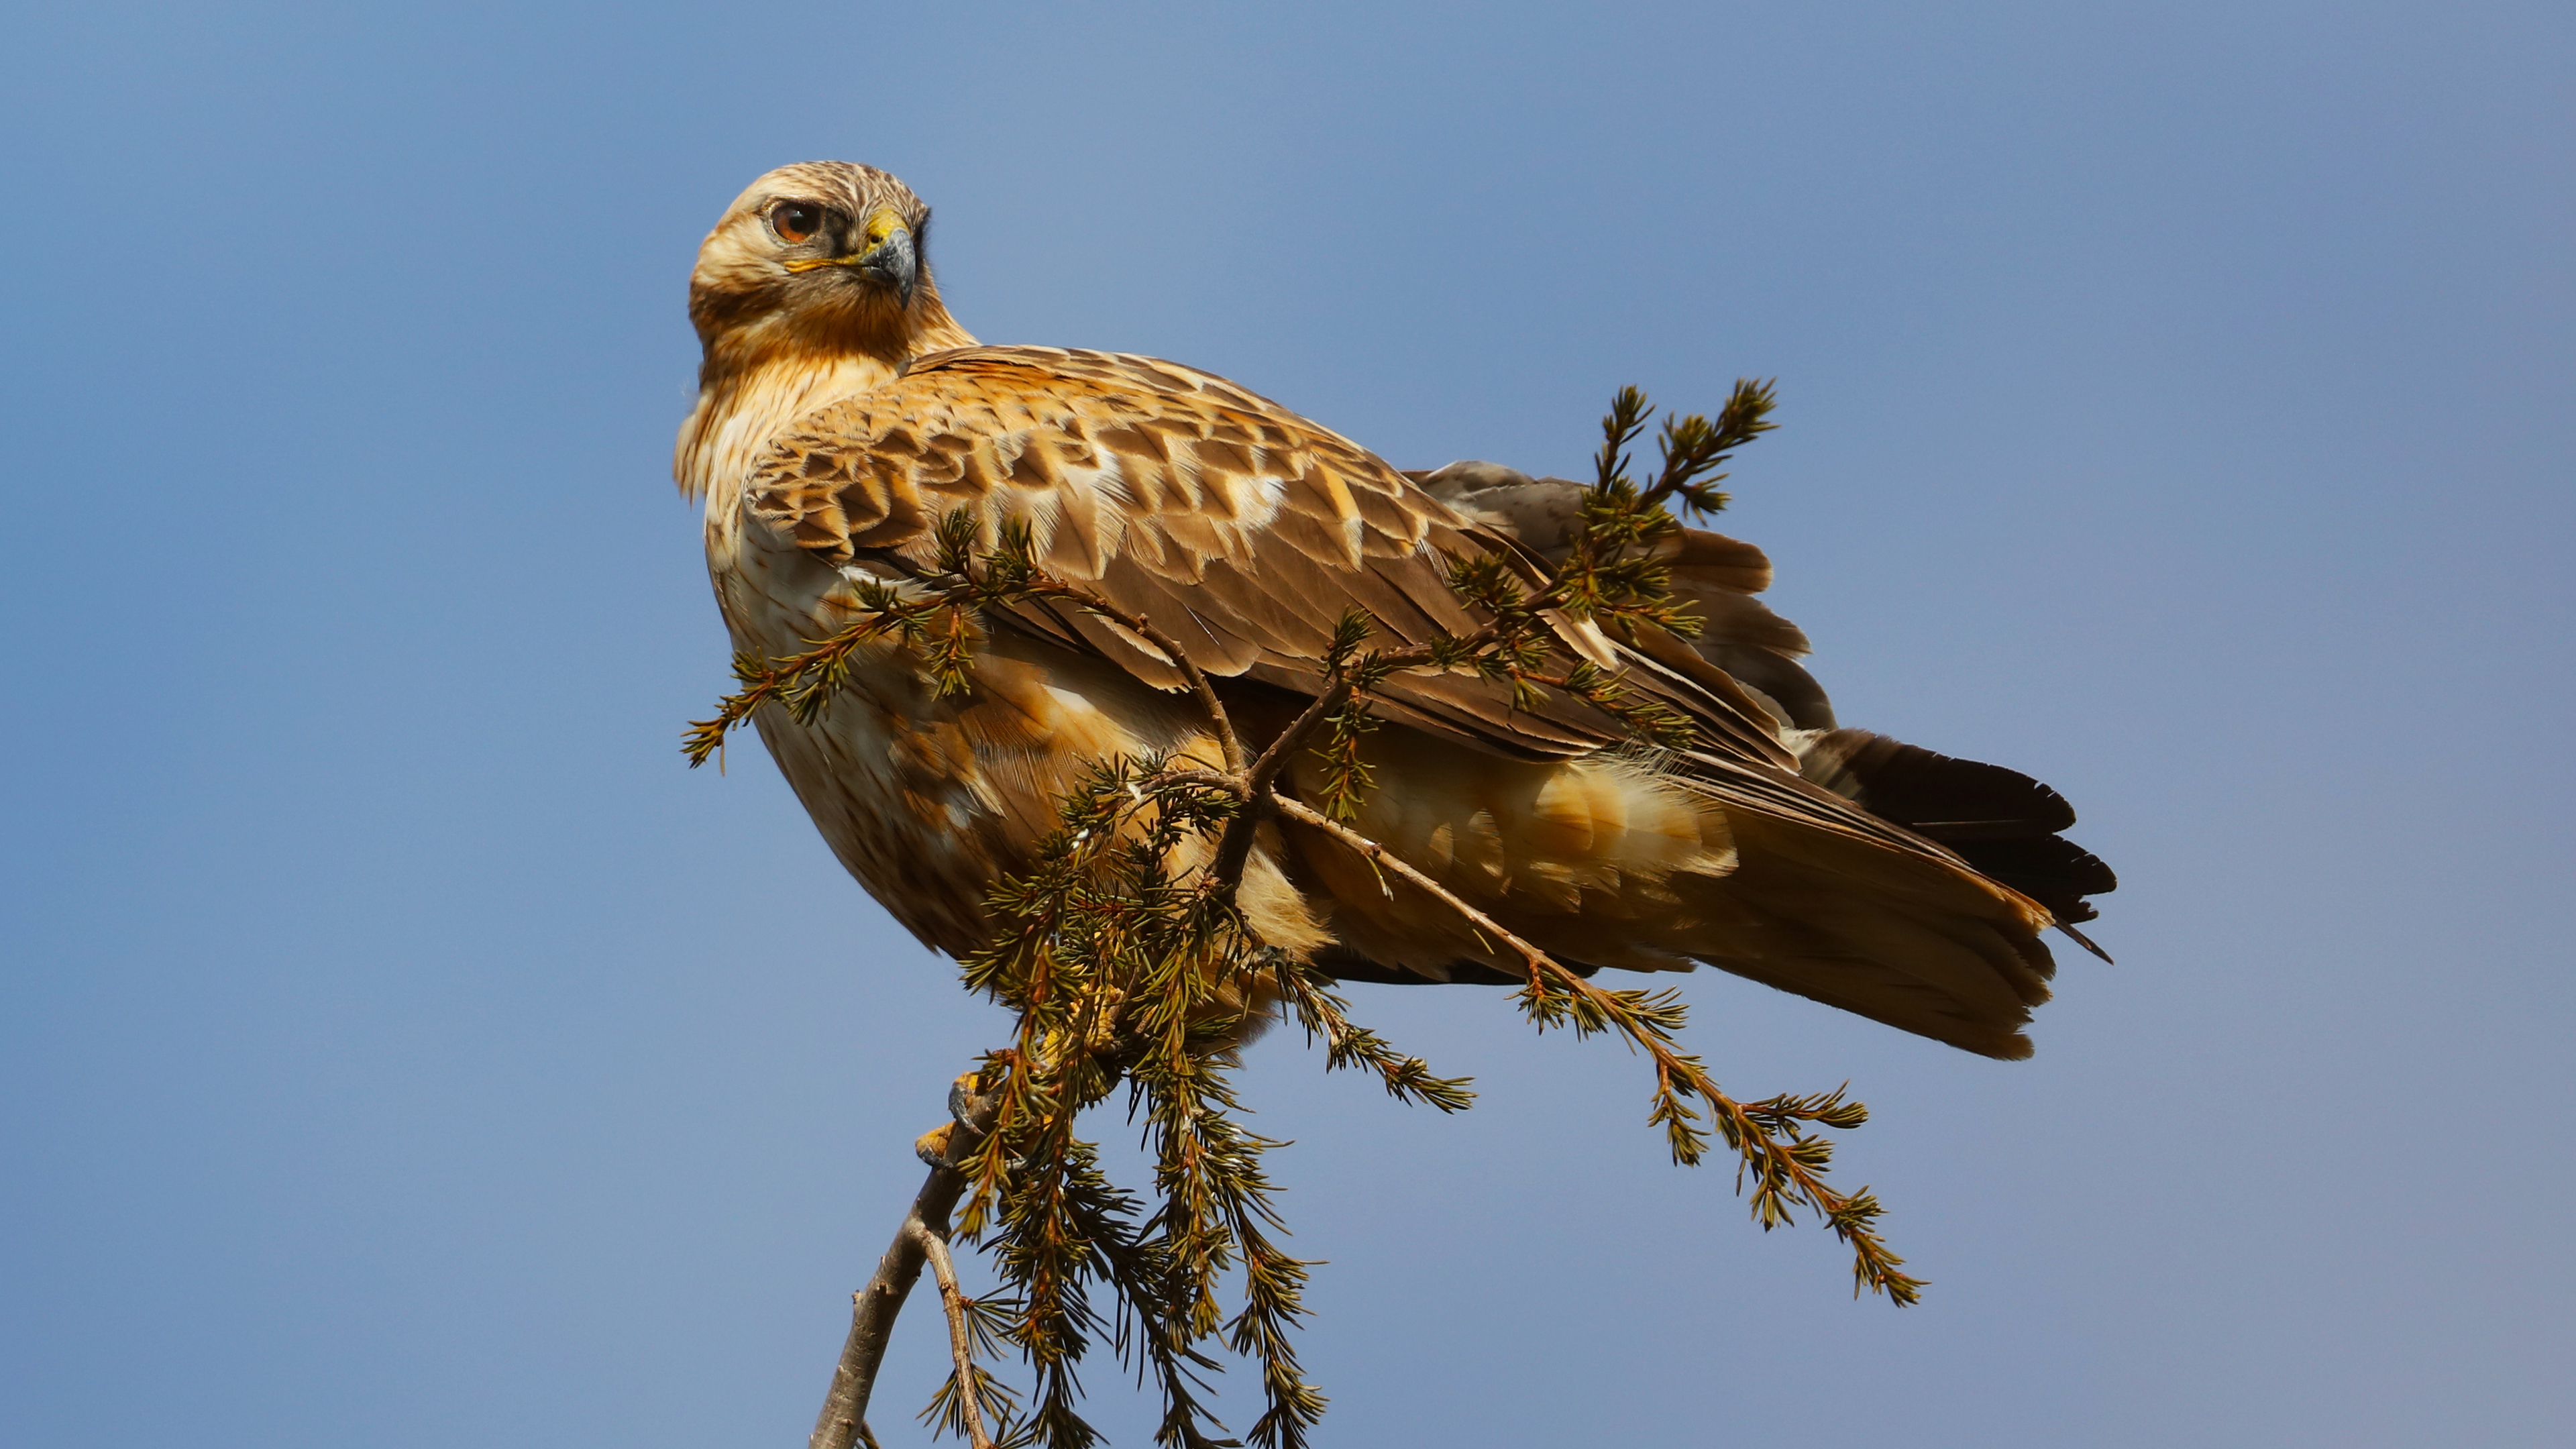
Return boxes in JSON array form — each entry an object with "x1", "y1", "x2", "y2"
[
  {"x1": 1277, "y1": 964, "x2": 1477, "y2": 1112},
  {"x1": 695, "y1": 382, "x2": 1921, "y2": 1449}
]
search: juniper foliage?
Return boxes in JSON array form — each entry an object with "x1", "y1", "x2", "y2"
[{"x1": 688, "y1": 384, "x2": 1918, "y2": 1449}]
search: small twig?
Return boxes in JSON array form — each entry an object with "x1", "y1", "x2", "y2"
[
  {"x1": 1139, "y1": 765, "x2": 1245, "y2": 798},
  {"x1": 910, "y1": 1220, "x2": 998, "y2": 1449},
  {"x1": 808, "y1": 1086, "x2": 998, "y2": 1449},
  {"x1": 1199, "y1": 625, "x2": 1495, "y2": 889},
  {"x1": 1267, "y1": 795, "x2": 1558, "y2": 978},
  {"x1": 1238, "y1": 681, "x2": 1352, "y2": 801},
  {"x1": 1027, "y1": 584, "x2": 1243, "y2": 775},
  {"x1": 1203, "y1": 677, "x2": 1354, "y2": 888}
]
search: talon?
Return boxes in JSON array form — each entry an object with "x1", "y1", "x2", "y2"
[
  {"x1": 947, "y1": 1069, "x2": 985, "y2": 1125},
  {"x1": 914, "y1": 1122, "x2": 957, "y2": 1167}
]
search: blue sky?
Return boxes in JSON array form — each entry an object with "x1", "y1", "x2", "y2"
[{"x1": 3, "y1": 2, "x2": 2570, "y2": 1444}]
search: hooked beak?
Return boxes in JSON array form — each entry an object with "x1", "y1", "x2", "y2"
[{"x1": 855, "y1": 221, "x2": 917, "y2": 309}]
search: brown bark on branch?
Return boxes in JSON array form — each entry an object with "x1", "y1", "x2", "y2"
[
  {"x1": 913, "y1": 1219, "x2": 998, "y2": 1449},
  {"x1": 807, "y1": 1087, "x2": 997, "y2": 1449}
]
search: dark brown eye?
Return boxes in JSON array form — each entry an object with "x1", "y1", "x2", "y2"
[{"x1": 769, "y1": 201, "x2": 824, "y2": 244}]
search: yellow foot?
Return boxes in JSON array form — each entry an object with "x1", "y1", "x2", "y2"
[
  {"x1": 917, "y1": 1069, "x2": 995, "y2": 1168},
  {"x1": 947, "y1": 1069, "x2": 986, "y2": 1123}
]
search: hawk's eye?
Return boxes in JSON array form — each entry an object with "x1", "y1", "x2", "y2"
[{"x1": 769, "y1": 201, "x2": 824, "y2": 244}]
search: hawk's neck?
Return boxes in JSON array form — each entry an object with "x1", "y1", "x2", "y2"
[
  {"x1": 676, "y1": 352, "x2": 898, "y2": 507},
  {"x1": 674, "y1": 307, "x2": 977, "y2": 506}
]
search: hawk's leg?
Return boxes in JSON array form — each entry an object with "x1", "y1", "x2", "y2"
[{"x1": 911, "y1": 1069, "x2": 988, "y2": 1168}]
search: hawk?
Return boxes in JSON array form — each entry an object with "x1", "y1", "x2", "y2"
[{"x1": 677, "y1": 162, "x2": 2114, "y2": 1059}]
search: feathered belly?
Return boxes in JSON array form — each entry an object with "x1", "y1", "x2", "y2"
[{"x1": 744, "y1": 690, "x2": 1001, "y2": 955}]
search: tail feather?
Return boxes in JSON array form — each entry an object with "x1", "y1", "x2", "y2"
[
  {"x1": 1794, "y1": 729, "x2": 2118, "y2": 924},
  {"x1": 1664, "y1": 804, "x2": 2059, "y2": 1058}
]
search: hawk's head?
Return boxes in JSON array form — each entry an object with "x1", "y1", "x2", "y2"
[{"x1": 687, "y1": 161, "x2": 960, "y2": 368}]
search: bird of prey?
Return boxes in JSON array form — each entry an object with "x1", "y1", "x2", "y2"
[{"x1": 676, "y1": 162, "x2": 2113, "y2": 1059}]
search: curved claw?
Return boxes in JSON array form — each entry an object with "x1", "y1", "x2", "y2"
[
  {"x1": 946, "y1": 1069, "x2": 983, "y2": 1126},
  {"x1": 916, "y1": 1071, "x2": 996, "y2": 1169}
]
